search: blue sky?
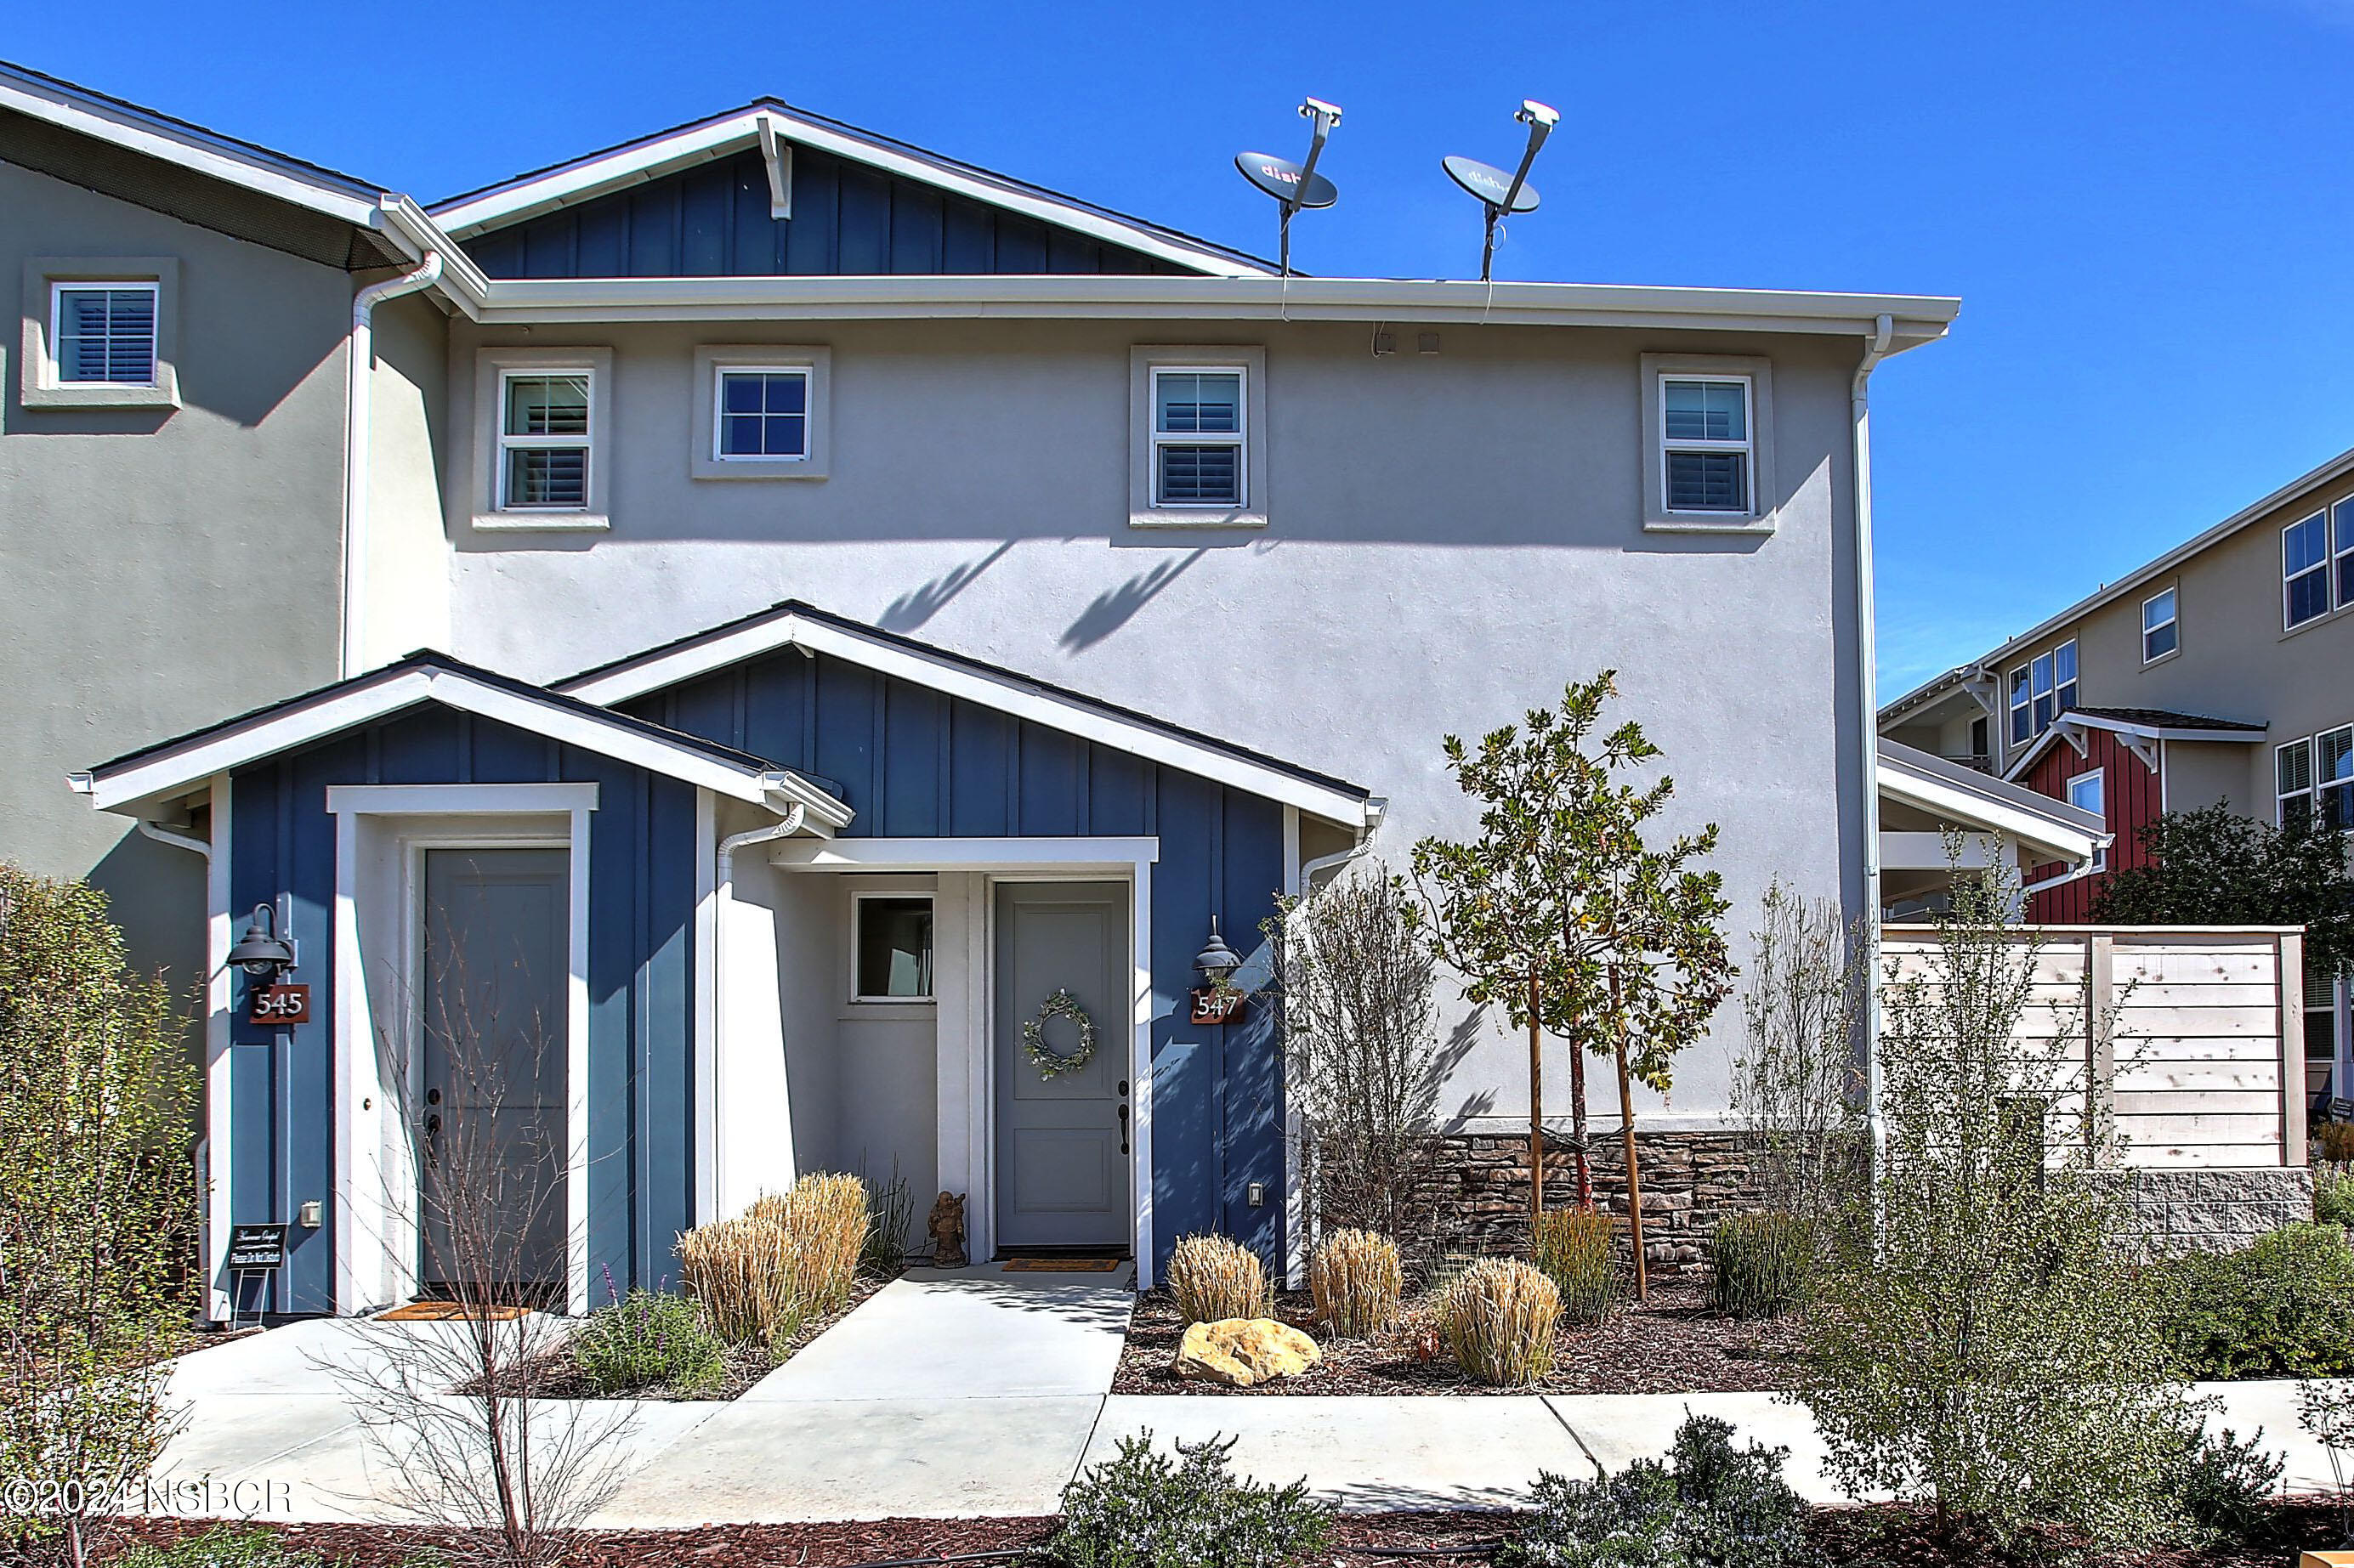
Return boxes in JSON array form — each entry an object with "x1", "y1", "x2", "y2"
[{"x1": 14, "y1": 1, "x2": 2354, "y2": 700}]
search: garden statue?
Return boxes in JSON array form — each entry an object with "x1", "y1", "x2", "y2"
[{"x1": 928, "y1": 1190, "x2": 967, "y2": 1267}]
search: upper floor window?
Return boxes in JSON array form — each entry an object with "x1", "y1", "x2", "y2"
[
  {"x1": 1660, "y1": 377, "x2": 1752, "y2": 513},
  {"x1": 716, "y1": 369, "x2": 810, "y2": 461},
  {"x1": 2279, "y1": 725, "x2": 2354, "y2": 832},
  {"x1": 498, "y1": 371, "x2": 593, "y2": 511},
  {"x1": 1150, "y1": 367, "x2": 1246, "y2": 507},
  {"x1": 52, "y1": 283, "x2": 157, "y2": 385},
  {"x1": 691, "y1": 346, "x2": 831, "y2": 482},
  {"x1": 2141, "y1": 586, "x2": 2178, "y2": 663},
  {"x1": 2008, "y1": 638, "x2": 2078, "y2": 746},
  {"x1": 2068, "y1": 768, "x2": 2107, "y2": 868},
  {"x1": 2286, "y1": 512, "x2": 2332, "y2": 629}
]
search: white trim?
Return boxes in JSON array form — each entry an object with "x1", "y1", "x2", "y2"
[
  {"x1": 1279, "y1": 804, "x2": 1305, "y2": 1291},
  {"x1": 83, "y1": 666, "x2": 844, "y2": 818},
  {"x1": 773, "y1": 835, "x2": 1160, "y2": 872},
  {"x1": 1131, "y1": 861, "x2": 1155, "y2": 1288},
  {"x1": 850, "y1": 890, "x2": 939, "y2": 1002},
  {"x1": 1875, "y1": 753, "x2": 2104, "y2": 864},
  {"x1": 47, "y1": 279, "x2": 160, "y2": 388},
  {"x1": 2285, "y1": 509, "x2": 2334, "y2": 631},
  {"x1": 327, "y1": 782, "x2": 600, "y2": 817},
  {"x1": 559, "y1": 613, "x2": 1375, "y2": 829},
  {"x1": 2065, "y1": 767, "x2": 2108, "y2": 870},
  {"x1": 754, "y1": 114, "x2": 793, "y2": 218},
  {"x1": 711, "y1": 365, "x2": 813, "y2": 464},
  {"x1": 2141, "y1": 586, "x2": 2179, "y2": 665},
  {"x1": 1147, "y1": 363, "x2": 1249, "y2": 510},
  {"x1": 203, "y1": 774, "x2": 234, "y2": 1322},
  {"x1": 693, "y1": 789, "x2": 720, "y2": 1226},
  {"x1": 2001, "y1": 706, "x2": 2265, "y2": 784},
  {"x1": 1657, "y1": 371, "x2": 1754, "y2": 517},
  {"x1": 428, "y1": 105, "x2": 1273, "y2": 278},
  {"x1": 692, "y1": 346, "x2": 831, "y2": 481},
  {"x1": 2277, "y1": 723, "x2": 2354, "y2": 831},
  {"x1": 495, "y1": 365, "x2": 597, "y2": 512}
]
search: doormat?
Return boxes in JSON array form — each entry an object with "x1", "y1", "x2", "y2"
[
  {"x1": 377, "y1": 1302, "x2": 533, "y2": 1322},
  {"x1": 1002, "y1": 1257, "x2": 1121, "y2": 1273}
]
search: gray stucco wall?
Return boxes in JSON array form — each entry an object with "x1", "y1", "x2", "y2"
[
  {"x1": 0, "y1": 158, "x2": 352, "y2": 997},
  {"x1": 438, "y1": 315, "x2": 1875, "y2": 1130}
]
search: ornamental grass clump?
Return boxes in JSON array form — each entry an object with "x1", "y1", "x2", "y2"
[
  {"x1": 1308, "y1": 1228, "x2": 1403, "y2": 1339},
  {"x1": 678, "y1": 1172, "x2": 871, "y2": 1346},
  {"x1": 1167, "y1": 1232, "x2": 1270, "y2": 1326},
  {"x1": 1047, "y1": 1430, "x2": 1333, "y2": 1568},
  {"x1": 570, "y1": 1283, "x2": 727, "y2": 1395},
  {"x1": 1710, "y1": 1211, "x2": 1815, "y2": 1319},
  {"x1": 1531, "y1": 1208, "x2": 1617, "y2": 1325},
  {"x1": 2316, "y1": 1163, "x2": 2354, "y2": 1229},
  {"x1": 1441, "y1": 1257, "x2": 1561, "y2": 1387}
]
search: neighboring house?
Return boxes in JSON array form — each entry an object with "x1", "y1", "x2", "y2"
[
  {"x1": 1875, "y1": 739, "x2": 2107, "y2": 919},
  {"x1": 46, "y1": 73, "x2": 1964, "y2": 1319},
  {"x1": 1880, "y1": 442, "x2": 2354, "y2": 1095}
]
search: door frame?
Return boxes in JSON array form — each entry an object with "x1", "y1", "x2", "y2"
[{"x1": 327, "y1": 784, "x2": 596, "y2": 1316}]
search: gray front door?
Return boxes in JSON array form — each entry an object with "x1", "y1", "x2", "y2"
[
  {"x1": 419, "y1": 847, "x2": 569, "y2": 1301},
  {"x1": 994, "y1": 881, "x2": 1131, "y2": 1250}
]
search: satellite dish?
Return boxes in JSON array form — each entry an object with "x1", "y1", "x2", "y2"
[
  {"x1": 1444, "y1": 99, "x2": 1559, "y2": 280},
  {"x1": 1233, "y1": 97, "x2": 1342, "y2": 276}
]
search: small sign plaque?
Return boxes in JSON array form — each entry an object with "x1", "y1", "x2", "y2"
[
  {"x1": 224, "y1": 1223, "x2": 288, "y2": 1272},
  {"x1": 248, "y1": 983, "x2": 310, "y2": 1026},
  {"x1": 1188, "y1": 988, "x2": 1245, "y2": 1027}
]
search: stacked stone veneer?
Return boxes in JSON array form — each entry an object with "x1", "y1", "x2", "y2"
[{"x1": 1421, "y1": 1129, "x2": 1773, "y2": 1272}]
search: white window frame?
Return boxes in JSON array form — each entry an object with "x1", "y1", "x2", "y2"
[
  {"x1": 848, "y1": 890, "x2": 936, "y2": 1005},
  {"x1": 2285, "y1": 510, "x2": 2332, "y2": 631},
  {"x1": 469, "y1": 347, "x2": 613, "y2": 531},
  {"x1": 20, "y1": 257, "x2": 179, "y2": 410},
  {"x1": 1640, "y1": 353, "x2": 1777, "y2": 533},
  {"x1": 49, "y1": 280, "x2": 160, "y2": 388},
  {"x1": 1658, "y1": 374, "x2": 1754, "y2": 516},
  {"x1": 2067, "y1": 768, "x2": 2107, "y2": 869},
  {"x1": 2008, "y1": 664, "x2": 2032, "y2": 746},
  {"x1": 2281, "y1": 734, "x2": 2317, "y2": 829},
  {"x1": 1148, "y1": 364, "x2": 1249, "y2": 510},
  {"x1": 2141, "y1": 586, "x2": 2179, "y2": 665},
  {"x1": 690, "y1": 345, "x2": 832, "y2": 481},
  {"x1": 2335, "y1": 500, "x2": 2354, "y2": 619},
  {"x1": 711, "y1": 365, "x2": 813, "y2": 464},
  {"x1": 1129, "y1": 345, "x2": 1268, "y2": 529}
]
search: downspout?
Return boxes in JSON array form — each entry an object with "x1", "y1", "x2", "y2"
[
  {"x1": 136, "y1": 817, "x2": 212, "y2": 860},
  {"x1": 341, "y1": 252, "x2": 445, "y2": 677},
  {"x1": 711, "y1": 802, "x2": 806, "y2": 1216},
  {"x1": 1853, "y1": 313, "x2": 1895, "y2": 1180}
]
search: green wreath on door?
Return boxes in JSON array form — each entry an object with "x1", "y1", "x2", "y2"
[{"x1": 1022, "y1": 988, "x2": 1098, "y2": 1080}]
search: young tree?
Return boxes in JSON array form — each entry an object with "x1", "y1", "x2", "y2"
[
  {"x1": 2091, "y1": 804, "x2": 2354, "y2": 977},
  {"x1": 0, "y1": 866, "x2": 196, "y2": 1568},
  {"x1": 1730, "y1": 881, "x2": 1867, "y2": 1226},
  {"x1": 1798, "y1": 849, "x2": 2194, "y2": 1551},
  {"x1": 1265, "y1": 868, "x2": 1445, "y2": 1262}
]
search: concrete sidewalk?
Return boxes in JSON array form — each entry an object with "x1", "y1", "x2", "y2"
[{"x1": 140, "y1": 1296, "x2": 2354, "y2": 1526}]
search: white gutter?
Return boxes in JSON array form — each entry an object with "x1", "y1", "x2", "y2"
[
  {"x1": 340, "y1": 252, "x2": 444, "y2": 676},
  {"x1": 711, "y1": 802, "x2": 807, "y2": 1214},
  {"x1": 1296, "y1": 796, "x2": 1387, "y2": 895},
  {"x1": 134, "y1": 818, "x2": 212, "y2": 859},
  {"x1": 1853, "y1": 312, "x2": 1896, "y2": 1184}
]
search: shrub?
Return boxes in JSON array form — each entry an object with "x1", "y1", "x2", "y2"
[
  {"x1": 1047, "y1": 1430, "x2": 1333, "y2": 1568},
  {"x1": 1531, "y1": 1209, "x2": 1617, "y2": 1326},
  {"x1": 2316, "y1": 1162, "x2": 2354, "y2": 1228},
  {"x1": 1498, "y1": 1413, "x2": 1813, "y2": 1568},
  {"x1": 2158, "y1": 1221, "x2": 2354, "y2": 1378},
  {"x1": 2167, "y1": 1425, "x2": 2283, "y2": 1548},
  {"x1": 1167, "y1": 1233, "x2": 1270, "y2": 1326},
  {"x1": 1442, "y1": 1257, "x2": 1560, "y2": 1387},
  {"x1": 859, "y1": 1162, "x2": 916, "y2": 1279},
  {"x1": 1710, "y1": 1212, "x2": 1814, "y2": 1319},
  {"x1": 116, "y1": 1526, "x2": 334, "y2": 1568},
  {"x1": 2317, "y1": 1122, "x2": 2354, "y2": 1164},
  {"x1": 1308, "y1": 1229, "x2": 1402, "y2": 1339},
  {"x1": 678, "y1": 1172, "x2": 871, "y2": 1346},
  {"x1": 570, "y1": 1284, "x2": 727, "y2": 1395}
]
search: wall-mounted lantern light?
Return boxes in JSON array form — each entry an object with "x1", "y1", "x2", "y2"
[
  {"x1": 226, "y1": 903, "x2": 297, "y2": 983},
  {"x1": 1194, "y1": 916, "x2": 1243, "y2": 986}
]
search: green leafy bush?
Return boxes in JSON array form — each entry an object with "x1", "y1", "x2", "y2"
[
  {"x1": 2158, "y1": 1222, "x2": 2354, "y2": 1378},
  {"x1": 570, "y1": 1286, "x2": 727, "y2": 1395},
  {"x1": 2167, "y1": 1425, "x2": 2283, "y2": 1548},
  {"x1": 1710, "y1": 1212, "x2": 1813, "y2": 1319},
  {"x1": 1498, "y1": 1413, "x2": 1814, "y2": 1568},
  {"x1": 1047, "y1": 1430, "x2": 1333, "y2": 1568},
  {"x1": 1532, "y1": 1209, "x2": 1618, "y2": 1325},
  {"x1": 2315, "y1": 1163, "x2": 2354, "y2": 1228}
]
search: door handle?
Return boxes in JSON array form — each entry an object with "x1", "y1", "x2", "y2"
[
  {"x1": 1117, "y1": 1102, "x2": 1130, "y2": 1156},
  {"x1": 424, "y1": 1112, "x2": 442, "y2": 1166}
]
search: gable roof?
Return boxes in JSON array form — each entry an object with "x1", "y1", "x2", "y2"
[
  {"x1": 73, "y1": 651, "x2": 854, "y2": 827},
  {"x1": 2001, "y1": 705, "x2": 2268, "y2": 783},
  {"x1": 429, "y1": 99, "x2": 1278, "y2": 279},
  {"x1": 554, "y1": 600, "x2": 1379, "y2": 829},
  {"x1": 1878, "y1": 739, "x2": 2107, "y2": 864}
]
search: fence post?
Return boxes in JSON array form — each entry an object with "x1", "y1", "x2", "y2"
[
  {"x1": 2086, "y1": 932, "x2": 2114, "y2": 1156},
  {"x1": 2280, "y1": 931, "x2": 2306, "y2": 1168}
]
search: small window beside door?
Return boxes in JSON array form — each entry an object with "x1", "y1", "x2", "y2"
[{"x1": 854, "y1": 896, "x2": 934, "y2": 1001}]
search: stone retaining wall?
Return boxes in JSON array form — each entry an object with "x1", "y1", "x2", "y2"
[{"x1": 1420, "y1": 1129, "x2": 1773, "y2": 1272}]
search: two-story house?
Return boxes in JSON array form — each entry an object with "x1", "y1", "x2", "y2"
[
  {"x1": 1880, "y1": 443, "x2": 2354, "y2": 1095},
  {"x1": 42, "y1": 74, "x2": 1962, "y2": 1318}
]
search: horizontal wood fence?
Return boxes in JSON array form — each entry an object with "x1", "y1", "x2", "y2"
[{"x1": 1881, "y1": 926, "x2": 2305, "y2": 1169}]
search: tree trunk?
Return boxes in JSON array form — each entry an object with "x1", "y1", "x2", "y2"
[
  {"x1": 1527, "y1": 970, "x2": 1545, "y2": 1225},
  {"x1": 1612, "y1": 964, "x2": 1649, "y2": 1303},
  {"x1": 1568, "y1": 1031, "x2": 1592, "y2": 1209}
]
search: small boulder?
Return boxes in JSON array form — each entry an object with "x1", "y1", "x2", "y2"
[{"x1": 1173, "y1": 1317, "x2": 1320, "y2": 1387}]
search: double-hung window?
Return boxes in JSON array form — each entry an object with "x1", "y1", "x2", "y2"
[
  {"x1": 715, "y1": 367, "x2": 809, "y2": 462},
  {"x1": 2067, "y1": 769, "x2": 2107, "y2": 868},
  {"x1": 2009, "y1": 665, "x2": 2033, "y2": 746},
  {"x1": 2009, "y1": 638, "x2": 2078, "y2": 748},
  {"x1": 51, "y1": 282, "x2": 157, "y2": 385},
  {"x1": 2287, "y1": 511, "x2": 2332, "y2": 629},
  {"x1": 497, "y1": 371, "x2": 593, "y2": 512},
  {"x1": 2281, "y1": 727, "x2": 2354, "y2": 832},
  {"x1": 1660, "y1": 377, "x2": 1752, "y2": 514},
  {"x1": 2141, "y1": 587, "x2": 2178, "y2": 663},
  {"x1": 1149, "y1": 367, "x2": 1246, "y2": 508}
]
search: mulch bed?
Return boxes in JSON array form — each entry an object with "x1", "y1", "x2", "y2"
[{"x1": 1114, "y1": 1276, "x2": 1807, "y2": 1395}]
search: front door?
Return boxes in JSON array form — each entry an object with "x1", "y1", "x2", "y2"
[
  {"x1": 419, "y1": 847, "x2": 570, "y2": 1302},
  {"x1": 994, "y1": 881, "x2": 1130, "y2": 1251}
]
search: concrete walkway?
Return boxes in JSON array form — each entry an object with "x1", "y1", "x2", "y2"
[{"x1": 139, "y1": 1292, "x2": 2354, "y2": 1526}]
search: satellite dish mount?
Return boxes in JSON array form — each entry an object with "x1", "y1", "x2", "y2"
[
  {"x1": 1443, "y1": 99, "x2": 1559, "y2": 281},
  {"x1": 1234, "y1": 97, "x2": 1342, "y2": 277}
]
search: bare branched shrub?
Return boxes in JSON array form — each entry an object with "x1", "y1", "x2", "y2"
[
  {"x1": 1265, "y1": 869, "x2": 1444, "y2": 1263},
  {"x1": 1166, "y1": 1233, "x2": 1270, "y2": 1326},
  {"x1": 1730, "y1": 880, "x2": 1865, "y2": 1226},
  {"x1": 0, "y1": 867, "x2": 196, "y2": 1568}
]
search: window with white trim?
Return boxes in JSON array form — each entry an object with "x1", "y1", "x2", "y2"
[
  {"x1": 2280, "y1": 726, "x2": 2354, "y2": 832},
  {"x1": 497, "y1": 370, "x2": 593, "y2": 511},
  {"x1": 2009, "y1": 664, "x2": 2032, "y2": 746},
  {"x1": 2141, "y1": 586, "x2": 2178, "y2": 663},
  {"x1": 2337, "y1": 499, "x2": 2354, "y2": 611},
  {"x1": 1660, "y1": 376, "x2": 1752, "y2": 513},
  {"x1": 854, "y1": 896, "x2": 933, "y2": 1000},
  {"x1": 1149, "y1": 366, "x2": 1246, "y2": 507},
  {"x1": 2287, "y1": 511, "x2": 2332, "y2": 629},
  {"x1": 714, "y1": 367, "x2": 810, "y2": 461},
  {"x1": 2067, "y1": 769, "x2": 2107, "y2": 869},
  {"x1": 2007, "y1": 638, "x2": 2078, "y2": 749},
  {"x1": 51, "y1": 281, "x2": 157, "y2": 385}
]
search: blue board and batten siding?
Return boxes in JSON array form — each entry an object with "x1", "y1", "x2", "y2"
[
  {"x1": 466, "y1": 145, "x2": 1192, "y2": 280},
  {"x1": 630, "y1": 649, "x2": 1291, "y2": 1268},
  {"x1": 227, "y1": 707, "x2": 703, "y2": 1314},
  {"x1": 224, "y1": 654, "x2": 1289, "y2": 1310}
]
